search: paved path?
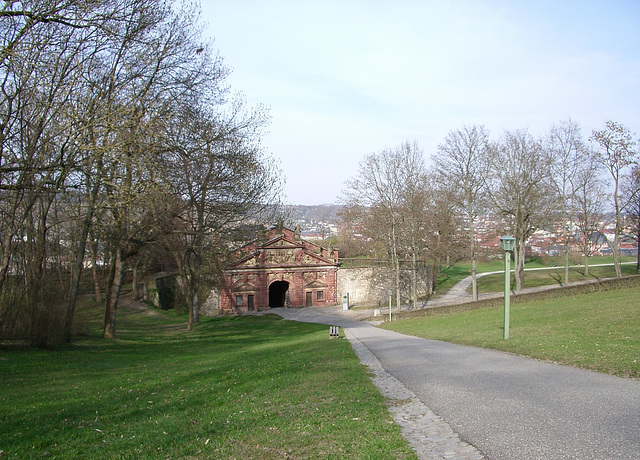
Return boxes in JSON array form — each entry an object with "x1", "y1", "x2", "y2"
[{"x1": 272, "y1": 306, "x2": 640, "y2": 459}]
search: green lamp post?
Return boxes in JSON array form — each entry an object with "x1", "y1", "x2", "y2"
[
  {"x1": 500, "y1": 235, "x2": 516, "y2": 339},
  {"x1": 387, "y1": 289, "x2": 393, "y2": 322}
]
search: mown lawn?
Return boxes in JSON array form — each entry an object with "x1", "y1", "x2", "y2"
[
  {"x1": 383, "y1": 285, "x2": 640, "y2": 378},
  {"x1": 435, "y1": 256, "x2": 637, "y2": 296},
  {"x1": 0, "y1": 302, "x2": 416, "y2": 459},
  {"x1": 475, "y1": 262, "x2": 638, "y2": 293}
]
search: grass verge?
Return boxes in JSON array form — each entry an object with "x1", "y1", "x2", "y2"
[
  {"x1": 382, "y1": 285, "x2": 640, "y2": 379},
  {"x1": 0, "y1": 302, "x2": 416, "y2": 459}
]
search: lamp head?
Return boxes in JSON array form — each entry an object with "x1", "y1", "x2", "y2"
[{"x1": 500, "y1": 235, "x2": 516, "y2": 251}]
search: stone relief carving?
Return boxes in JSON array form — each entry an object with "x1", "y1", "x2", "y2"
[{"x1": 265, "y1": 249, "x2": 295, "y2": 265}]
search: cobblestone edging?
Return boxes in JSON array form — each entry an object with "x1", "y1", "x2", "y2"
[{"x1": 344, "y1": 329, "x2": 485, "y2": 460}]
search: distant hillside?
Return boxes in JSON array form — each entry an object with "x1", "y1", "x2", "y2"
[{"x1": 288, "y1": 204, "x2": 342, "y2": 224}]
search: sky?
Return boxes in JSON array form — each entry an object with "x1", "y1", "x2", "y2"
[{"x1": 200, "y1": 0, "x2": 640, "y2": 205}]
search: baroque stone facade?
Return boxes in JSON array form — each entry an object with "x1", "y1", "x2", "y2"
[{"x1": 219, "y1": 226, "x2": 339, "y2": 313}]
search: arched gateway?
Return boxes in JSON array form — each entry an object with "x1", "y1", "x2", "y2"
[
  {"x1": 219, "y1": 226, "x2": 339, "y2": 314},
  {"x1": 269, "y1": 280, "x2": 289, "y2": 308}
]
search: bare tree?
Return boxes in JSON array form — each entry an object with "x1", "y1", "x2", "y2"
[
  {"x1": 160, "y1": 97, "x2": 283, "y2": 331},
  {"x1": 573, "y1": 154, "x2": 606, "y2": 276},
  {"x1": 433, "y1": 125, "x2": 490, "y2": 300},
  {"x1": 622, "y1": 166, "x2": 640, "y2": 272},
  {"x1": 489, "y1": 130, "x2": 554, "y2": 292},
  {"x1": 424, "y1": 177, "x2": 464, "y2": 294},
  {"x1": 1, "y1": 0, "x2": 281, "y2": 343},
  {"x1": 336, "y1": 204, "x2": 373, "y2": 258},
  {"x1": 0, "y1": 0, "x2": 126, "y2": 344},
  {"x1": 397, "y1": 152, "x2": 430, "y2": 309},
  {"x1": 546, "y1": 119, "x2": 587, "y2": 285},
  {"x1": 343, "y1": 141, "x2": 427, "y2": 310},
  {"x1": 590, "y1": 120, "x2": 638, "y2": 277}
]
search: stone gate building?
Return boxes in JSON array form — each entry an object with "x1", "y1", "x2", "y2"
[{"x1": 219, "y1": 225, "x2": 339, "y2": 314}]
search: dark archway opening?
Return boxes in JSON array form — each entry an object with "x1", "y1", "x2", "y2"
[{"x1": 269, "y1": 281, "x2": 289, "y2": 308}]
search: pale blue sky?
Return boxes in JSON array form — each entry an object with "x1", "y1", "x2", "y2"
[{"x1": 201, "y1": 0, "x2": 640, "y2": 205}]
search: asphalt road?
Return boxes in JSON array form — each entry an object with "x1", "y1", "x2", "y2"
[{"x1": 274, "y1": 307, "x2": 640, "y2": 460}]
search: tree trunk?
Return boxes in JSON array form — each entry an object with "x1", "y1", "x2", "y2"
[
  {"x1": 390, "y1": 224, "x2": 401, "y2": 311},
  {"x1": 561, "y1": 199, "x2": 570, "y2": 287},
  {"x1": 471, "y1": 257, "x2": 478, "y2": 301},
  {"x1": 395, "y1": 254, "x2": 401, "y2": 311},
  {"x1": 431, "y1": 258, "x2": 439, "y2": 294},
  {"x1": 470, "y1": 219, "x2": 477, "y2": 301},
  {"x1": 636, "y1": 219, "x2": 640, "y2": 273},
  {"x1": 613, "y1": 232, "x2": 622, "y2": 277},
  {"x1": 613, "y1": 183, "x2": 622, "y2": 278},
  {"x1": 0, "y1": 231, "x2": 14, "y2": 292},
  {"x1": 64, "y1": 212, "x2": 92, "y2": 342},
  {"x1": 0, "y1": 194, "x2": 36, "y2": 292},
  {"x1": 103, "y1": 248, "x2": 125, "y2": 339},
  {"x1": 514, "y1": 239, "x2": 525, "y2": 293},
  {"x1": 411, "y1": 250, "x2": 418, "y2": 309},
  {"x1": 564, "y1": 245, "x2": 570, "y2": 286},
  {"x1": 131, "y1": 257, "x2": 140, "y2": 300},
  {"x1": 584, "y1": 253, "x2": 590, "y2": 277},
  {"x1": 90, "y1": 237, "x2": 102, "y2": 302},
  {"x1": 514, "y1": 244, "x2": 521, "y2": 293},
  {"x1": 65, "y1": 177, "x2": 100, "y2": 342}
]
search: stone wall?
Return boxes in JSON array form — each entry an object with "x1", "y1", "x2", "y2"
[
  {"x1": 201, "y1": 288, "x2": 221, "y2": 317},
  {"x1": 338, "y1": 267, "x2": 394, "y2": 307},
  {"x1": 143, "y1": 272, "x2": 178, "y2": 310},
  {"x1": 338, "y1": 266, "x2": 433, "y2": 308}
]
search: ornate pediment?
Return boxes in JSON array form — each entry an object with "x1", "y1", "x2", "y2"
[
  {"x1": 232, "y1": 253, "x2": 259, "y2": 267},
  {"x1": 232, "y1": 281, "x2": 257, "y2": 293},
  {"x1": 304, "y1": 279, "x2": 328, "y2": 289},
  {"x1": 226, "y1": 227, "x2": 337, "y2": 272},
  {"x1": 263, "y1": 236, "x2": 299, "y2": 250},
  {"x1": 264, "y1": 248, "x2": 296, "y2": 265}
]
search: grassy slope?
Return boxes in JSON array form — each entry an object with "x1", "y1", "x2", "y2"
[
  {"x1": 0, "y1": 303, "x2": 416, "y2": 459},
  {"x1": 436, "y1": 255, "x2": 637, "y2": 295},
  {"x1": 383, "y1": 285, "x2": 640, "y2": 378},
  {"x1": 475, "y1": 263, "x2": 638, "y2": 293}
]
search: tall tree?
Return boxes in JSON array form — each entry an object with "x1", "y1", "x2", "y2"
[
  {"x1": 1, "y1": 0, "x2": 129, "y2": 344},
  {"x1": 424, "y1": 178, "x2": 464, "y2": 294},
  {"x1": 573, "y1": 153, "x2": 606, "y2": 276},
  {"x1": 590, "y1": 120, "x2": 638, "y2": 278},
  {"x1": 161, "y1": 97, "x2": 282, "y2": 331},
  {"x1": 546, "y1": 119, "x2": 587, "y2": 286},
  {"x1": 0, "y1": 0, "x2": 281, "y2": 344},
  {"x1": 433, "y1": 125, "x2": 490, "y2": 300},
  {"x1": 489, "y1": 130, "x2": 554, "y2": 292},
  {"x1": 397, "y1": 151, "x2": 430, "y2": 309},
  {"x1": 343, "y1": 141, "x2": 427, "y2": 310},
  {"x1": 622, "y1": 166, "x2": 640, "y2": 272}
]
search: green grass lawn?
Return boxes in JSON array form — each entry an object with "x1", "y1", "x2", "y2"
[
  {"x1": 475, "y1": 263, "x2": 638, "y2": 293},
  {"x1": 0, "y1": 302, "x2": 416, "y2": 459},
  {"x1": 435, "y1": 256, "x2": 637, "y2": 295},
  {"x1": 383, "y1": 285, "x2": 640, "y2": 379}
]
